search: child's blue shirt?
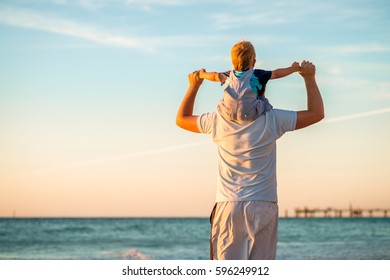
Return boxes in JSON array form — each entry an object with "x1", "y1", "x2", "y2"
[{"x1": 221, "y1": 69, "x2": 272, "y2": 96}]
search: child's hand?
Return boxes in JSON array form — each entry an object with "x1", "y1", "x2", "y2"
[
  {"x1": 218, "y1": 73, "x2": 227, "y2": 84},
  {"x1": 292, "y1": 61, "x2": 300, "y2": 72}
]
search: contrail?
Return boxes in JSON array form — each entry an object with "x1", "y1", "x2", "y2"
[
  {"x1": 8, "y1": 108, "x2": 389, "y2": 179},
  {"x1": 8, "y1": 140, "x2": 212, "y2": 178},
  {"x1": 57, "y1": 140, "x2": 212, "y2": 169},
  {"x1": 323, "y1": 107, "x2": 390, "y2": 123}
]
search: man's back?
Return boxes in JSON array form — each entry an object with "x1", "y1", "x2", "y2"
[{"x1": 198, "y1": 109, "x2": 296, "y2": 202}]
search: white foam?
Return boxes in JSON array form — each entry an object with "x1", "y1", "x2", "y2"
[{"x1": 121, "y1": 249, "x2": 151, "y2": 260}]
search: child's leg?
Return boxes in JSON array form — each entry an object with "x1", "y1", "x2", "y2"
[
  {"x1": 257, "y1": 95, "x2": 273, "y2": 112},
  {"x1": 217, "y1": 99, "x2": 236, "y2": 121},
  {"x1": 237, "y1": 98, "x2": 272, "y2": 123},
  {"x1": 248, "y1": 100, "x2": 268, "y2": 121}
]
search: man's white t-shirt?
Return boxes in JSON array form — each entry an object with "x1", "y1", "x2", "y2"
[{"x1": 197, "y1": 109, "x2": 297, "y2": 203}]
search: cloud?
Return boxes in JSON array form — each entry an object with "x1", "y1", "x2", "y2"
[
  {"x1": 122, "y1": 0, "x2": 185, "y2": 6},
  {"x1": 47, "y1": 0, "x2": 187, "y2": 10},
  {"x1": 318, "y1": 75, "x2": 390, "y2": 101},
  {"x1": 209, "y1": 11, "x2": 289, "y2": 30},
  {"x1": 324, "y1": 108, "x2": 390, "y2": 123},
  {"x1": 0, "y1": 6, "x2": 148, "y2": 49},
  {"x1": 206, "y1": 0, "x2": 349, "y2": 30},
  {"x1": 51, "y1": 140, "x2": 211, "y2": 169},
  {"x1": 7, "y1": 140, "x2": 212, "y2": 179},
  {"x1": 323, "y1": 43, "x2": 390, "y2": 55},
  {"x1": 0, "y1": 5, "x2": 242, "y2": 51},
  {"x1": 49, "y1": 0, "x2": 68, "y2": 4},
  {"x1": 318, "y1": 58, "x2": 390, "y2": 101}
]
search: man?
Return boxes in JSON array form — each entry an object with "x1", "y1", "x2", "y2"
[{"x1": 176, "y1": 60, "x2": 324, "y2": 260}]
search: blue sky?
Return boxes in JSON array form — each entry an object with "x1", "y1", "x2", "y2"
[{"x1": 0, "y1": 0, "x2": 389, "y2": 217}]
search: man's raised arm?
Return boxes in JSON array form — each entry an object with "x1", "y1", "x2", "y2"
[
  {"x1": 176, "y1": 70, "x2": 204, "y2": 133},
  {"x1": 295, "y1": 61, "x2": 324, "y2": 130}
]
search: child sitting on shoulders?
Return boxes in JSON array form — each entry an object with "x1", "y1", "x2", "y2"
[{"x1": 200, "y1": 40, "x2": 300, "y2": 123}]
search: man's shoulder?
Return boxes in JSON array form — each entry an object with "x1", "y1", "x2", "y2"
[
  {"x1": 197, "y1": 112, "x2": 216, "y2": 134},
  {"x1": 199, "y1": 111, "x2": 216, "y2": 119},
  {"x1": 271, "y1": 108, "x2": 296, "y2": 116},
  {"x1": 267, "y1": 109, "x2": 297, "y2": 132}
]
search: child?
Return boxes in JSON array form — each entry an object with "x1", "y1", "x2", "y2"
[{"x1": 199, "y1": 40, "x2": 300, "y2": 123}]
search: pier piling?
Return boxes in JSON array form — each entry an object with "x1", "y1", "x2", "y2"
[{"x1": 294, "y1": 207, "x2": 390, "y2": 218}]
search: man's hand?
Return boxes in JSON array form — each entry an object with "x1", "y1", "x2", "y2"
[
  {"x1": 295, "y1": 60, "x2": 324, "y2": 130},
  {"x1": 176, "y1": 70, "x2": 204, "y2": 133},
  {"x1": 189, "y1": 69, "x2": 204, "y2": 88},
  {"x1": 299, "y1": 60, "x2": 316, "y2": 78}
]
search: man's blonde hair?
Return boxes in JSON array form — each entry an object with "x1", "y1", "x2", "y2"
[{"x1": 231, "y1": 40, "x2": 256, "y2": 71}]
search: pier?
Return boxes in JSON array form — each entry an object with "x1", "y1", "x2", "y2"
[{"x1": 293, "y1": 207, "x2": 389, "y2": 218}]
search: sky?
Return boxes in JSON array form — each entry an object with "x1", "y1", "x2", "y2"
[{"x1": 0, "y1": 0, "x2": 389, "y2": 217}]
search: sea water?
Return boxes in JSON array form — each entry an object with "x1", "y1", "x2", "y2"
[{"x1": 0, "y1": 218, "x2": 389, "y2": 260}]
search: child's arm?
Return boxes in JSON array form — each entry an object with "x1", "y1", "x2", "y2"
[
  {"x1": 199, "y1": 69, "x2": 229, "y2": 85},
  {"x1": 270, "y1": 61, "x2": 300, "y2": 80},
  {"x1": 199, "y1": 69, "x2": 221, "y2": 82}
]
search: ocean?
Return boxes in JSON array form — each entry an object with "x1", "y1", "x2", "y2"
[{"x1": 1, "y1": 218, "x2": 389, "y2": 260}]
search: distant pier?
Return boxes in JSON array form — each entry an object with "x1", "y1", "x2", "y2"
[{"x1": 293, "y1": 207, "x2": 390, "y2": 218}]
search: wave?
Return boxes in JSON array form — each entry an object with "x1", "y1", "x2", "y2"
[
  {"x1": 44, "y1": 226, "x2": 95, "y2": 234},
  {"x1": 121, "y1": 249, "x2": 151, "y2": 260}
]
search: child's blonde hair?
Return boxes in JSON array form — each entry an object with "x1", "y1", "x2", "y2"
[{"x1": 231, "y1": 40, "x2": 256, "y2": 71}]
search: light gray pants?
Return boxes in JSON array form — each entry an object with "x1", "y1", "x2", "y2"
[{"x1": 210, "y1": 201, "x2": 279, "y2": 260}]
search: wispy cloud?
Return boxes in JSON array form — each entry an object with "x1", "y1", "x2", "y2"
[
  {"x1": 324, "y1": 108, "x2": 390, "y2": 123},
  {"x1": 318, "y1": 73, "x2": 390, "y2": 101},
  {"x1": 0, "y1": 6, "x2": 148, "y2": 49},
  {"x1": 6, "y1": 140, "x2": 212, "y2": 179},
  {"x1": 122, "y1": 0, "x2": 186, "y2": 7},
  {"x1": 47, "y1": 0, "x2": 187, "y2": 11},
  {"x1": 206, "y1": 0, "x2": 340, "y2": 30},
  {"x1": 0, "y1": 5, "x2": 240, "y2": 51},
  {"x1": 209, "y1": 11, "x2": 289, "y2": 30},
  {"x1": 47, "y1": 0, "x2": 185, "y2": 6},
  {"x1": 323, "y1": 43, "x2": 390, "y2": 55}
]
